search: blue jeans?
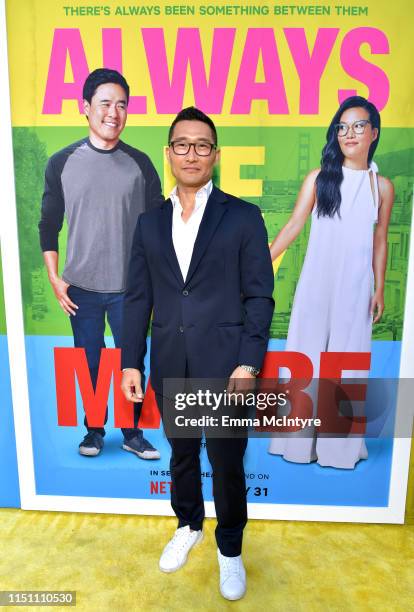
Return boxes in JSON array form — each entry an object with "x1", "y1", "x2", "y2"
[{"x1": 68, "y1": 285, "x2": 142, "y2": 440}]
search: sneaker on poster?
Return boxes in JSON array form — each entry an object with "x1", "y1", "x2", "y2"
[
  {"x1": 79, "y1": 431, "x2": 104, "y2": 457},
  {"x1": 122, "y1": 435, "x2": 160, "y2": 460}
]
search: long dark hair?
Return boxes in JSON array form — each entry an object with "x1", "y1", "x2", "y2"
[{"x1": 315, "y1": 96, "x2": 381, "y2": 217}]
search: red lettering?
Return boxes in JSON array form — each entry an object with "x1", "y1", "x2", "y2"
[
  {"x1": 150, "y1": 481, "x2": 172, "y2": 494},
  {"x1": 54, "y1": 347, "x2": 160, "y2": 429},
  {"x1": 138, "y1": 378, "x2": 160, "y2": 429},
  {"x1": 259, "y1": 351, "x2": 313, "y2": 431},
  {"x1": 317, "y1": 352, "x2": 370, "y2": 435}
]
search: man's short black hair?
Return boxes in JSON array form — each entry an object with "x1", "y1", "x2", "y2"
[
  {"x1": 168, "y1": 106, "x2": 217, "y2": 145},
  {"x1": 83, "y1": 68, "x2": 130, "y2": 103}
]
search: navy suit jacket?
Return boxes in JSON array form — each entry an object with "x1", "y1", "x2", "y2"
[{"x1": 121, "y1": 185, "x2": 275, "y2": 395}]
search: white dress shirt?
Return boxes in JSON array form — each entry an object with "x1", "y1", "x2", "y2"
[{"x1": 170, "y1": 180, "x2": 213, "y2": 281}]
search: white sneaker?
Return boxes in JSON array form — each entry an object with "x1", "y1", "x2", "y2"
[
  {"x1": 159, "y1": 526, "x2": 203, "y2": 573},
  {"x1": 217, "y1": 549, "x2": 246, "y2": 600}
]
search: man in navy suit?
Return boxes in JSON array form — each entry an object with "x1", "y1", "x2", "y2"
[{"x1": 121, "y1": 107, "x2": 274, "y2": 600}]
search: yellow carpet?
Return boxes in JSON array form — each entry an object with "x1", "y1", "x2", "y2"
[
  {"x1": 406, "y1": 436, "x2": 414, "y2": 525},
  {"x1": 0, "y1": 509, "x2": 413, "y2": 611}
]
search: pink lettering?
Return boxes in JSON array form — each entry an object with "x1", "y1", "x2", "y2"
[
  {"x1": 42, "y1": 29, "x2": 89, "y2": 114},
  {"x1": 41, "y1": 26, "x2": 391, "y2": 117},
  {"x1": 102, "y1": 28, "x2": 147, "y2": 113},
  {"x1": 339, "y1": 27, "x2": 390, "y2": 110},
  {"x1": 231, "y1": 28, "x2": 288, "y2": 114},
  {"x1": 142, "y1": 28, "x2": 235, "y2": 113},
  {"x1": 284, "y1": 28, "x2": 339, "y2": 114},
  {"x1": 102, "y1": 28, "x2": 123, "y2": 72}
]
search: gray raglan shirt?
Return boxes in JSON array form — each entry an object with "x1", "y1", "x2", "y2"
[{"x1": 39, "y1": 138, "x2": 163, "y2": 292}]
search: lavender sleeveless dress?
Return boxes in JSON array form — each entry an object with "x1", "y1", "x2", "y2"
[{"x1": 268, "y1": 163, "x2": 379, "y2": 469}]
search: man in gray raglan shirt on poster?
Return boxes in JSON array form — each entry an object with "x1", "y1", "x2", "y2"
[{"x1": 39, "y1": 68, "x2": 163, "y2": 459}]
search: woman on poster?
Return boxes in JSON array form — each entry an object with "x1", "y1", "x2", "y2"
[{"x1": 268, "y1": 96, "x2": 394, "y2": 469}]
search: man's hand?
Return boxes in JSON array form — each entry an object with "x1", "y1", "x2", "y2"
[
  {"x1": 121, "y1": 368, "x2": 144, "y2": 403},
  {"x1": 227, "y1": 366, "x2": 256, "y2": 395},
  {"x1": 51, "y1": 276, "x2": 78, "y2": 316}
]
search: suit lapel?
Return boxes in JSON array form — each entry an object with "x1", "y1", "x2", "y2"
[
  {"x1": 159, "y1": 199, "x2": 185, "y2": 285},
  {"x1": 184, "y1": 186, "x2": 228, "y2": 286}
]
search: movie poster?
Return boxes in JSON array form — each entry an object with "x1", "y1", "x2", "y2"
[{"x1": 2, "y1": 0, "x2": 413, "y2": 521}]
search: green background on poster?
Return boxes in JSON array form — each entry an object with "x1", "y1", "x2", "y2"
[{"x1": 12, "y1": 126, "x2": 413, "y2": 340}]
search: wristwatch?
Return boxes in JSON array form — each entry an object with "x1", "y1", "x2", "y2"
[{"x1": 239, "y1": 364, "x2": 260, "y2": 377}]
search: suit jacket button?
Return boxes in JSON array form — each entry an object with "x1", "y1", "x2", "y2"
[
  {"x1": 179, "y1": 326, "x2": 184, "y2": 333},
  {"x1": 182, "y1": 290, "x2": 189, "y2": 296}
]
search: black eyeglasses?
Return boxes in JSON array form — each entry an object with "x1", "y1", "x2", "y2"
[
  {"x1": 334, "y1": 119, "x2": 371, "y2": 137},
  {"x1": 169, "y1": 141, "x2": 216, "y2": 156}
]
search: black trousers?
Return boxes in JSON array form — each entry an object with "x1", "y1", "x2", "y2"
[{"x1": 156, "y1": 393, "x2": 248, "y2": 557}]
